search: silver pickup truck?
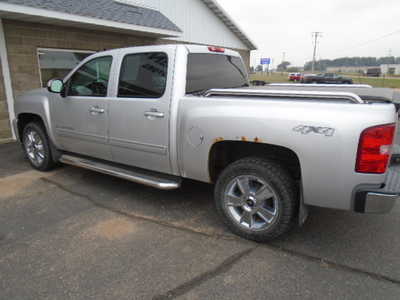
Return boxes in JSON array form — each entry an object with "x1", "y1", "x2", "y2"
[{"x1": 12, "y1": 45, "x2": 400, "y2": 242}]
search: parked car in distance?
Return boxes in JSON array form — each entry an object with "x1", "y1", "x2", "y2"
[
  {"x1": 250, "y1": 80, "x2": 267, "y2": 86},
  {"x1": 288, "y1": 73, "x2": 302, "y2": 82},
  {"x1": 13, "y1": 44, "x2": 400, "y2": 242},
  {"x1": 366, "y1": 68, "x2": 381, "y2": 77},
  {"x1": 301, "y1": 73, "x2": 353, "y2": 84}
]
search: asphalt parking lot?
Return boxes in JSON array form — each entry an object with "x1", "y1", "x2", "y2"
[{"x1": 2, "y1": 142, "x2": 400, "y2": 299}]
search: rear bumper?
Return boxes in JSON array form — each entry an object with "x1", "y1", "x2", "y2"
[
  {"x1": 354, "y1": 191, "x2": 398, "y2": 214},
  {"x1": 354, "y1": 167, "x2": 400, "y2": 214}
]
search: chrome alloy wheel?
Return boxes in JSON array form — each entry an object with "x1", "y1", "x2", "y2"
[
  {"x1": 223, "y1": 175, "x2": 279, "y2": 230},
  {"x1": 24, "y1": 129, "x2": 45, "y2": 167}
]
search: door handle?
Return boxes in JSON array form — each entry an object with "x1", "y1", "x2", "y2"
[
  {"x1": 89, "y1": 106, "x2": 105, "y2": 115},
  {"x1": 144, "y1": 111, "x2": 164, "y2": 119}
]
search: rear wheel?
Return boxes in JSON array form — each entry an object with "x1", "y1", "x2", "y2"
[
  {"x1": 22, "y1": 122, "x2": 57, "y2": 171},
  {"x1": 215, "y1": 158, "x2": 298, "y2": 242}
]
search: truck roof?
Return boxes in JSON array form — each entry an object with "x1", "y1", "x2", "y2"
[{"x1": 91, "y1": 44, "x2": 240, "y2": 57}]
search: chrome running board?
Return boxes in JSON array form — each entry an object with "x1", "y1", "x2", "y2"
[{"x1": 59, "y1": 154, "x2": 181, "y2": 190}]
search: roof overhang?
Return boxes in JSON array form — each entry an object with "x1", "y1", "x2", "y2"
[
  {"x1": 0, "y1": 2, "x2": 182, "y2": 38},
  {"x1": 201, "y1": 0, "x2": 257, "y2": 50}
]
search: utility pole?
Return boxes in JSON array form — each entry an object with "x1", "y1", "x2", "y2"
[
  {"x1": 312, "y1": 32, "x2": 322, "y2": 72},
  {"x1": 281, "y1": 52, "x2": 286, "y2": 75}
]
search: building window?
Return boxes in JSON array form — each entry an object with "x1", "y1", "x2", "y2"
[{"x1": 37, "y1": 48, "x2": 95, "y2": 87}]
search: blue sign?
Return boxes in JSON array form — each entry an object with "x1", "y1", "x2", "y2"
[{"x1": 260, "y1": 58, "x2": 271, "y2": 65}]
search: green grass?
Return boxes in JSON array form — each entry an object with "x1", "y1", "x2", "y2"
[
  {"x1": 349, "y1": 76, "x2": 400, "y2": 89},
  {"x1": 250, "y1": 73, "x2": 290, "y2": 83},
  {"x1": 250, "y1": 72, "x2": 400, "y2": 89}
]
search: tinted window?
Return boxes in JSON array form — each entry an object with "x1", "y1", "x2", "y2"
[
  {"x1": 67, "y1": 56, "x2": 113, "y2": 97},
  {"x1": 186, "y1": 54, "x2": 248, "y2": 94},
  {"x1": 118, "y1": 52, "x2": 168, "y2": 98}
]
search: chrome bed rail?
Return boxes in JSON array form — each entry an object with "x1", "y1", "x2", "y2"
[
  {"x1": 268, "y1": 83, "x2": 373, "y2": 88},
  {"x1": 203, "y1": 89, "x2": 365, "y2": 104}
]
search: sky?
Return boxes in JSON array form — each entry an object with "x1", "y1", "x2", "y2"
[{"x1": 216, "y1": 0, "x2": 400, "y2": 68}]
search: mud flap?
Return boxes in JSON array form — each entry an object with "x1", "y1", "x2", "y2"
[{"x1": 298, "y1": 183, "x2": 309, "y2": 226}]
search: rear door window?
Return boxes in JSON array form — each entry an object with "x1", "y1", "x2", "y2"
[{"x1": 118, "y1": 52, "x2": 168, "y2": 98}]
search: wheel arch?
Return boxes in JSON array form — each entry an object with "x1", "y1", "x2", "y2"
[
  {"x1": 17, "y1": 113, "x2": 46, "y2": 142},
  {"x1": 17, "y1": 112, "x2": 61, "y2": 163},
  {"x1": 208, "y1": 141, "x2": 302, "y2": 184}
]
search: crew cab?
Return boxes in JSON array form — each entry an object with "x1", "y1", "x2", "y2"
[
  {"x1": 13, "y1": 45, "x2": 400, "y2": 242},
  {"x1": 302, "y1": 73, "x2": 353, "y2": 84}
]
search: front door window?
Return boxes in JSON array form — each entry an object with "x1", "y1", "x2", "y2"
[{"x1": 67, "y1": 56, "x2": 113, "y2": 97}]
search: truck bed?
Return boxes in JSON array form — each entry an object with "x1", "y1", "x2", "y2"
[{"x1": 248, "y1": 85, "x2": 400, "y2": 104}]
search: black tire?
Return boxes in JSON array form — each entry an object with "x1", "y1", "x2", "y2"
[
  {"x1": 215, "y1": 157, "x2": 298, "y2": 242},
  {"x1": 22, "y1": 122, "x2": 57, "y2": 171}
]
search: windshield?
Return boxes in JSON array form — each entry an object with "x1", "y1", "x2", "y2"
[{"x1": 186, "y1": 53, "x2": 248, "y2": 94}]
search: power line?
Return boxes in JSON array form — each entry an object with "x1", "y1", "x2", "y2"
[
  {"x1": 337, "y1": 29, "x2": 400, "y2": 54},
  {"x1": 312, "y1": 32, "x2": 323, "y2": 72}
]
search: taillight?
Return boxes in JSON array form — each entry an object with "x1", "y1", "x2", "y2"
[
  {"x1": 208, "y1": 46, "x2": 225, "y2": 53},
  {"x1": 356, "y1": 123, "x2": 396, "y2": 174}
]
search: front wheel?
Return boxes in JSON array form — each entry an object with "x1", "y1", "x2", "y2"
[
  {"x1": 22, "y1": 122, "x2": 57, "y2": 171},
  {"x1": 215, "y1": 158, "x2": 298, "y2": 242}
]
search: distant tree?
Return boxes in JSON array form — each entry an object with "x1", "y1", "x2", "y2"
[
  {"x1": 277, "y1": 61, "x2": 291, "y2": 71},
  {"x1": 378, "y1": 56, "x2": 396, "y2": 65},
  {"x1": 304, "y1": 56, "x2": 400, "y2": 71},
  {"x1": 304, "y1": 60, "x2": 328, "y2": 71},
  {"x1": 287, "y1": 67, "x2": 300, "y2": 72}
]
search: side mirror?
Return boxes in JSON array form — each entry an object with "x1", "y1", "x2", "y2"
[{"x1": 47, "y1": 79, "x2": 64, "y2": 94}]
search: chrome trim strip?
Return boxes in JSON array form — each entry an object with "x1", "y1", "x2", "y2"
[
  {"x1": 56, "y1": 128, "x2": 107, "y2": 144},
  {"x1": 109, "y1": 137, "x2": 167, "y2": 155},
  {"x1": 60, "y1": 154, "x2": 180, "y2": 190},
  {"x1": 204, "y1": 89, "x2": 365, "y2": 104},
  {"x1": 269, "y1": 83, "x2": 373, "y2": 88}
]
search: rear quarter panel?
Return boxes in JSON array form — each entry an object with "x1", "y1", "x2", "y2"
[{"x1": 178, "y1": 97, "x2": 397, "y2": 211}]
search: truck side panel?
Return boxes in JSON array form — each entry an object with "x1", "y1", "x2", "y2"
[{"x1": 178, "y1": 97, "x2": 397, "y2": 211}]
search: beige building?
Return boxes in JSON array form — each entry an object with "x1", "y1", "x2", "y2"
[
  {"x1": 326, "y1": 66, "x2": 370, "y2": 74},
  {"x1": 0, "y1": 0, "x2": 256, "y2": 141},
  {"x1": 381, "y1": 64, "x2": 400, "y2": 76}
]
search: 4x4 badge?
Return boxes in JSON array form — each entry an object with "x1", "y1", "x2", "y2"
[{"x1": 293, "y1": 125, "x2": 335, "y2": 137}]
